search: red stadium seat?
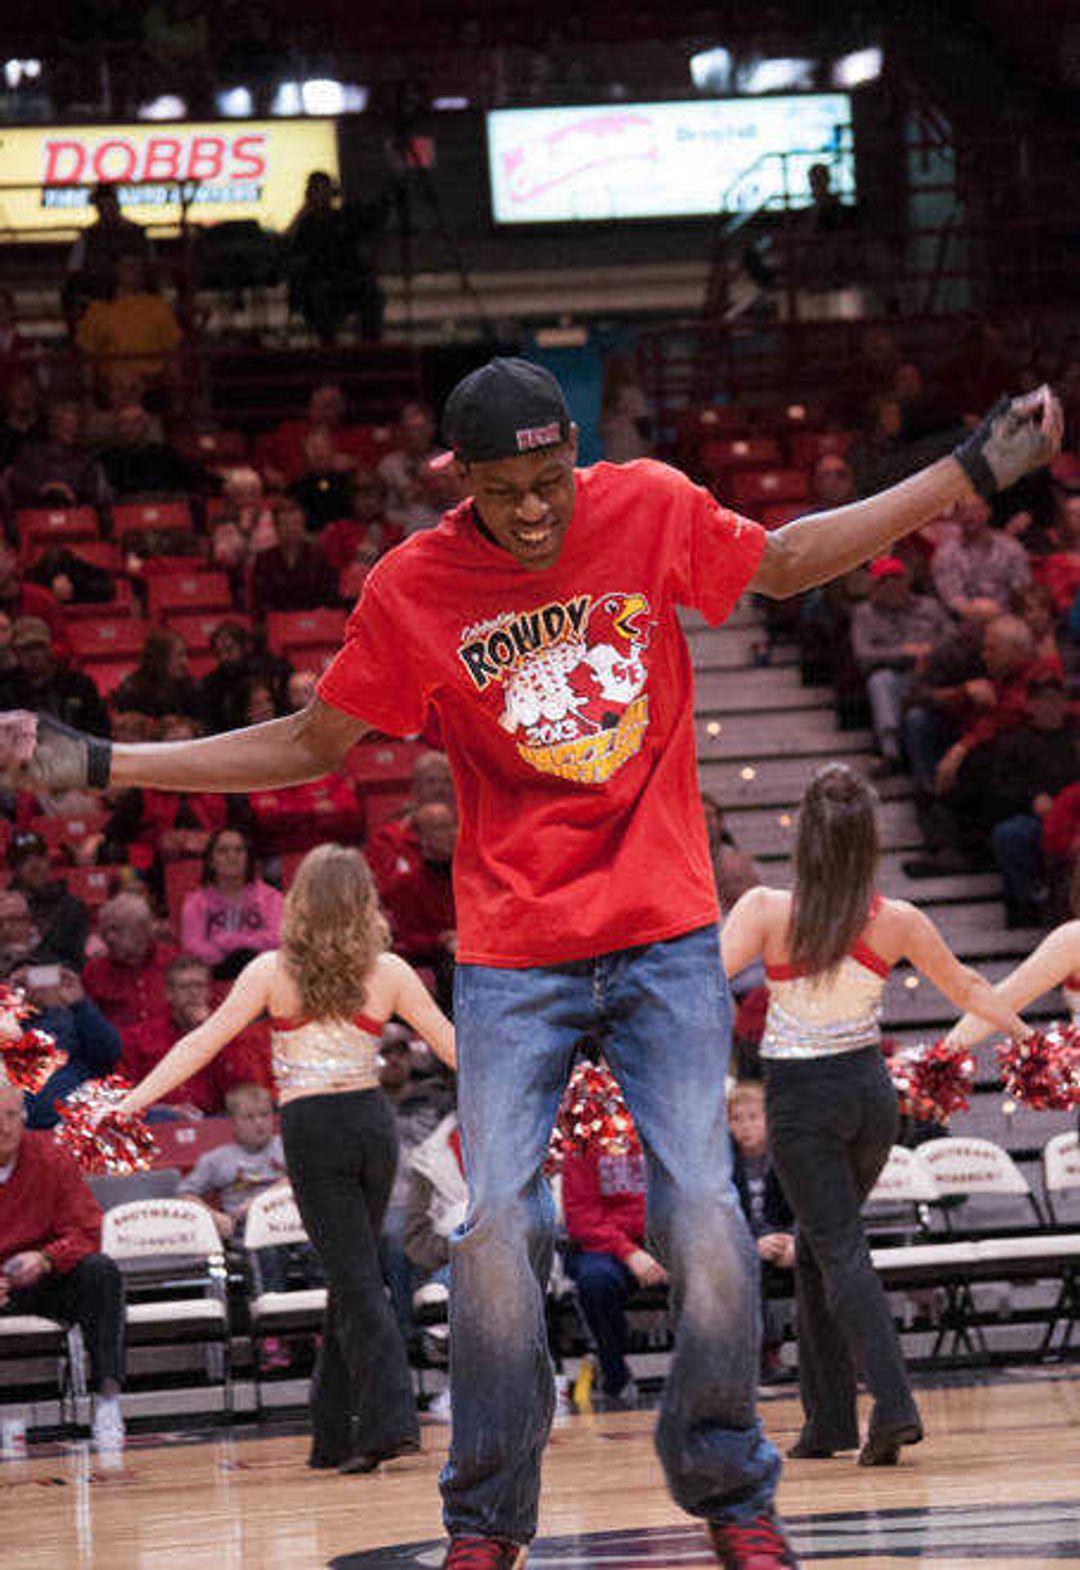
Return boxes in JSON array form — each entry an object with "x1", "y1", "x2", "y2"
[
  {"x1": 364, "y1": 787, "x2": 412, "y2": 831},
  {"x1": 167, "y1": 610, "x2": 252, "y2": 654},
  {"x1": 64, "y1": 866, "x2": 114, "y2": 907},
  {"x1": 787, "y1": 430, "x2": 855, "y2": 470},
  {"x1": 728, "y1": 468, "x2": 811, "y2": 510},
  {"x1": 17, "y1": 506, "x2": 101, "y2": 557},
  {"x1": 700, "y1": 437, "x2": 782, "y2": 479},
  {"x1": 27, "y1": 813, "x2": 108, "y2": 857},
  {"x1": 265, "y1": 608, "x2": 348, "y2": 659},
  {"x1": 759, "y1": 501, "x2": 807, "y2": 530},
  {"x1": 62, "y1": 578, "x2": 137, "y2": 619},
  {"x1": 164, "y1": 858, "x2": 204, "y2": 930},
  {"x1": 83, "y1": 658, "x2": 138, "y2": 697},
  {"x1": 68, "y1": 618, "x2": 150, "y2": 662},
  {"x1": 147, "y1": 571, "x2": 232, "y2": 622},
  {"x1": 25, "y1": 539, "x2": 125, "y2": 574},
  {"x1": 112, "y1": 500, "x2": 195, "y2": 542}
]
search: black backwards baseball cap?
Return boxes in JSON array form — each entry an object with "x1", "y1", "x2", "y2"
[{"x1": 437, "y1": 357, "x2": 572, "y2": 466}]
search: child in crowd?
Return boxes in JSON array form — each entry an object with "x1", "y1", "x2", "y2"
[
  {"x1": 727, "y1": 1079, "x2": 795, "y2": 1385},
  {"x1": 177, "y1": 1081, "x2": 286, "y2": 1242}
]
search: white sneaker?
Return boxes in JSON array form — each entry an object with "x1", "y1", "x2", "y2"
[{"x1": 91, "y1": 1396, "x2": 125, "y2": 1454}]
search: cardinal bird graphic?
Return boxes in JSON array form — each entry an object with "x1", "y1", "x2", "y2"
[{"x1": 570, "y1": 592, "x2": 653, "y2": 730}]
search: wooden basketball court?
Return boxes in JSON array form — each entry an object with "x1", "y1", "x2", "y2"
[{"x1": 7, "y1": 1370, "x2": 1080, "y2": 1567}]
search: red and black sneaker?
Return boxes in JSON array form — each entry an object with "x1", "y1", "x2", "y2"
[
  {"x1": 707, "y1": 1511, "x2": 800, "y2": 1568},
  {"x1": 442, "y1": 1537, "x2": 528, "y2": 1569}
]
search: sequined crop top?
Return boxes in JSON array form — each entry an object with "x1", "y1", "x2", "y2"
[
  {"x1": 760, "y1": 900, "x2": 890, "y2": 1061},
  {"x1": 270, "y1": 1011, "x2": 385, "y2": 1104}
]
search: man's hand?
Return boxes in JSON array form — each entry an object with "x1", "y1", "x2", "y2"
[
  {"x1": 953, "y1": 385, "x2": 1063, "y2": 498},
  {"x1": 625, "y1": 1248, "x2": 668, "y2": 1289},
  {"x1": 0, "y1": 711, "x2": 111, "y2": 794},
  {"x1": 935, "y1": 742, "x2": 969, "y2": 795},
  {"x1": 5, "y1": 1251, "x2": 50, "y2": 1289},
  {"x1": 757, "y1": 1232, "x2": 796, "y2": 1270},
  {"x1": 963, "y1": 678, "x2": 997, "y2": 708}
]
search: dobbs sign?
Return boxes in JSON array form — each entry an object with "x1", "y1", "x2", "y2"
[{"x1": 0, "y1": 118, "x2": 339, "y2": 236}]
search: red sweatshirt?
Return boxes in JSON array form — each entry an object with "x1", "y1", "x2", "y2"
[
  {"x1": 1043, "y1": 782, "x2": 1080, "y2": 861},
  {"x1": 561, "y1": 1147, "x2": 647, "y2": 1262},
  {"x1": 0, "y1": 1132, "x2": 101, "y2": 1274}
]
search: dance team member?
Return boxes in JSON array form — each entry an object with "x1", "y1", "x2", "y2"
[
  {"x1": 721, "y1": 763, "x2": 1031, "y2": 1466},
  {"x1": 115, "y1": 843, "x2": 455, "y2": 1475},
  {"x1": 945, "y1": 860, "x2": 1080, "y2": 1044},
  {"x1": 0, "y1": 362, "x2": 1060, "y2": 1569}
]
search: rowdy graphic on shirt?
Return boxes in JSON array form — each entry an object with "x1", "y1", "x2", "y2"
[{"x1": 456, "y1": 591, "x2": 655, "y2": 784}]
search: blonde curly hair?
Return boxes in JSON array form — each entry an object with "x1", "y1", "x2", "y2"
[{"x1": 281, "y1": 844, "x2": 390, "y2": 1020}]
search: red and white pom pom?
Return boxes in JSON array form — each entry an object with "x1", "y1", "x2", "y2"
[
  {"x1": 547, "y1": 1061, "x2": 640, "y2": 1172},
  {"x1": 53, "y1": 1075, "x2": 158, "y2": 1176},
  {"x1": 887, "y1": 1038, "x2": 976, "y2": 1124},
  {"x1": 997, "y1": 1024, "x2": 1080, "y2": 1112}
]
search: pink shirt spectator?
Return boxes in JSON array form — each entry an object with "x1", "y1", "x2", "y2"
[{"x1": 180, "y1": 879, "x2": 284, "y2": 969}]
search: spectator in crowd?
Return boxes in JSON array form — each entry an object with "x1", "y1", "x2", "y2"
[
  {"x1": 25, "y1": 545, "x2": 115, "y2": 607},
  {"x1": 598, "y1": 352, "x2": 653, "y2": 464},
  {"x1": 0, "y1": 547, "x2": 69, "y2": 655},
  {"x1": 244, "y1": 692, "x2": 365, "y2": 869},
  {"x1": 983, "y1": 671, "x2": 1079, "y2": 926},
  {"x1": 286, "y1": 170, "x2": 385, "y2": 344},
  {"x1": 64, "y1": 182, "x2": 151, "y2": 324},
  {"x1": 287, "y1": 428, "x2": 355, "y2": 531},
  {"x1": 365, "y1": 750, "x2": 455, "y2": 887},
  {"x1": 1042, "y1": 782, "x2": 1080, "y2": 916},
  {"x1": 8, "y1": 830, "x2": 90, "y2": 967},
  {"x1": 98, "y1": 402, "x2": 205, "y2": 498},
  {"x1": 562, "y1": 1070, "x2": 661, "y2": 1410},
  {"x1": 121, "y1": 954, "x2": 269, "y2": 1117},
  {"x1": 97, "y1": 717, "x2": 233, "y2": 879},
  {"x1": 180, "y1": 827, "x2": 284, "y2": 979},
  {"x1": 0, "y1": 290, "x2": 35, "y2": 403},
  {"x1": 113, "y1": 629, "x2": 200, "y2": 722},
  {"x1": 177, "y1": 1081, "x2": 287, "y2": 1240},
  {"x1": 16, "y1": 963, "x2": 122, "y2": 1128},
  {"x1": 701, "y1": 792, "x2": 761, "y2": 917},
  {"x1": 0, "y1": 372, "x2": 45, "y2": 470},
  {"x1": 850, "y1": 556, "x2": 953, "y2": 774},
  {"x1": 932, "y1": 494, "x2": 1032, "y2": 623},
  {"x1": 0, "y1": 1079, "x2": 126, "y2": 1452},
  {"x1": 82, "y1": 891, "x2": 177, "y2": 1038},
  {"x1": 1032, "y1": 455, "x2": 1080, "y2": 616},
  {"x1": 319, "y1": 468, "x2": 403, "y2": 585},
  {"x1": 75, "y1": 255, "x2": 182, "y2": 403},
  {"x1": 939, "y1": 319, "x2": 1017, "y2": 425},
  {"x1": 0, "y1": 617, "x2": 108, "y2": 736},
  {"x1": 257, "y1": 383, "x2": 372, "y2": 488},
  {"x1": 197, "y1": 621, "x2": 289, "y2": 737},
  {"x1": 811, "y1": 451, "x2": 857, "y2": 510},
  {"x1": 6, "y1": 399, "x2": 110, "y2": 510},
  {"x1": 1018, "y1": 581, "x2": 1064, "y2": 669},
  {"x1": 0, "y1": 888, "x2": 61, "y2": 974},
  {"x1": 728, "y1": 1080, "x2": 795, "y2": 1384},
  {"x1": 380, "y1": 1026, "x2": 455, "y2": 1338},
  {"x1": 0, "y1": 611, "x2": 13, "y2": 676},
  {"x1": 380, "y1": 801, "x2": 457, "y2": 1010},
  {"x1": 209, "y1": 468, "x2": 277, "y2": 580},
  {"x1": 249, "y1": 499, "x2": 340, "y2": 617},
  {"x1": 378, "y1": 401, "x2": 446, "y2": 536}
]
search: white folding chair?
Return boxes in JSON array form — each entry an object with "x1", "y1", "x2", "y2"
[
  {"x1": 243, "y1": 1185, "x2": 326, "y2": 1416},
  {"x1": 916, "y1": 1136, "x2": 1045, "y2": 1229},
  {"x1": 1043, "y1": 1131, "x2": 1080, "y2": 1226},
  {"x1": 0, "y1": 1316, "x2": 86, "y2": 1431},
  {"x1": 102, "y1": 1198, "x2": 232, "y2": 1412}
]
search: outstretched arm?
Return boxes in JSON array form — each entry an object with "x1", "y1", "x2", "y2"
[
  {"x1": 720, "y1": 886, "x2": 771, "y2": 978},
  {"x1": 943, "y1": 921, "x2": 1080, "y2": 1050},
  {"x1": 897, "y1": 902, "x2": 1030, "y2": 1042},
  {"x1": 387, "y1": 954, "x2": 456, "y2": 1069},
  {"x1": 752, "y1": 386, "x2": 1061, "y2": 599},
  {"x1": 0, "y1": 698, "x2": 368, "y2": 799},
  {"x1": 118, "y1": 953, "x2": 276, "y2": 1117}
]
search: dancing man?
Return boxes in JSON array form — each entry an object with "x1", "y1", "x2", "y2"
[{"x1": 0, "y1": 359, "x2": 1061, "y2": 1570}]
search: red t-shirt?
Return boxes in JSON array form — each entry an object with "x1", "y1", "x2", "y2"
[{"x1": 318, "y1": 460, "x2": 765, "y2": 966}]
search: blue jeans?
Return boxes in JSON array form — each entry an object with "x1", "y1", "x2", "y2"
[
  {"x1": 990, "y1": 813, "x2": 1044, "y2": 912},
  {"x1": 566, "y1": 1250, "x2": 636, "y2": 1396},
  {"x1": 442, "y1": 924, "x2": 779, "y2": 1543}
]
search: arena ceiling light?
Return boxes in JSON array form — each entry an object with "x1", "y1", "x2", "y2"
[
  {"x1": 831, "y1": 47, "x2": 883, "y2": 89},
  {"x1": 136, "y1": 94, "x2": 188, "y2": 121},
  {"x1": 736, "y1": 57, "x2": 815, "y2": 94},
  {"x1": 4, "y1": 59, "x2": 42, "y2": 88},
  {"x1": 689, "y1": 47, "x2": 733, "y2": 93},
  {"x1": 216, "y1": 86, "x2": 254, "y2": 118},
  {"x1": 271, "y1": 79, "x2": 368, "y2": 116}
]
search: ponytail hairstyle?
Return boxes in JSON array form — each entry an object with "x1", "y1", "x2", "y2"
[
  {"x1": 788, "y1": 763, "x2": 880, "y2": 980},
  {"x1": 280, "y1": 844, "x2": 390, "y2": 1020}
]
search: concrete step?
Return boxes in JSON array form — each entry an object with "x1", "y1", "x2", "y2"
[
  {"x1": 878, "y1": 853, "x2": 1001, "y2": 907},
  {"x1": 726, "y1": 796, "x2": 920, "y2": 858},
  {"x1": 686, "y1": 628, "x2": 798, "y2": 671},
  {"x1": 695, "y1": 666, "x2": 832, "y2": 712},
  {"x1": 696, "y1": 711, "x2": 874, "y2": 762},
  {"x1": 700, "y1": 756, "x2": 914, "y2": 811}
]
